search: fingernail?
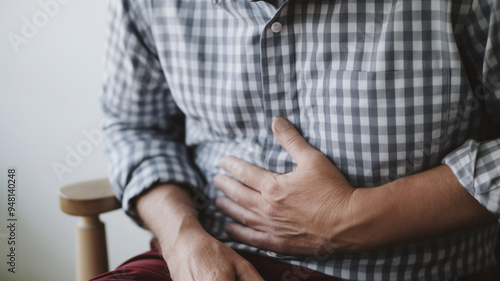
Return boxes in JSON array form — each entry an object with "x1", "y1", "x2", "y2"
[{"x1": 273, "y1": 117, "x2": 290, "y2": 132}]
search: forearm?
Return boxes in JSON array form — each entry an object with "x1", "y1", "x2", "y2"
[
  {"x1": 349, "y1": 165, "x2": 497, "y2": 251},
  {"x1": 136, "y1": 184, "x2": 206, "y2": 254},
  {"x1": 136, "y1": 184, "x2": 265, "y2": 281}
]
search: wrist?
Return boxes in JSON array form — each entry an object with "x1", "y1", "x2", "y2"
[
  {"x1": 158, "y1": 218, "x2": 206, "y2": 251},
  {"x1": 162, "y1": 225, "x2": 216, "y2": 265},
  {"x1": 136, "y1": 183, "x2": 208, "y2": 253},
  {"x1": 335, "y1": 187, "x2": 374, "y2": 252},
  {"x1": 348, "y1": 187, "x2": 383, "y2": 251},
  {"x1": 321, "y1": 186, "x2": 368, "y2": 254},
  {"x1": 350, "y1": 183, "x2": 409, "y2": 251}
]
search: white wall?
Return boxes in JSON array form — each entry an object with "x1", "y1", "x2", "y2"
[{"x1": 0, "y1": 1, "x2": 152, "y2": 280}]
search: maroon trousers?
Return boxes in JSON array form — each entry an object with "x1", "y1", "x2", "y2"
[{"x1": 90, "y1": 239, "x2": 342, "y2": 281}]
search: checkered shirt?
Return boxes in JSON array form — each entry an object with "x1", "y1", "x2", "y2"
[{"x1": 101, "y1": 0, "x2": 500, "y2": 280}]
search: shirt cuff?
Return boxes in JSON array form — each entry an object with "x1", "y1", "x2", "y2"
[
  {"x1": 119, "y1": 154, "x2": 205, "y2": 227},
  {"x1": 442, "y1": 139, "x2": 500, "y2": 218}
]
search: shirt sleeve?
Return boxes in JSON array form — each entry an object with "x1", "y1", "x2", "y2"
[
  {"x1": 441, "y1": 0, "x2": 500, "y2": 218},
  {"x1": 101, "y1": 0, "x2": 205, "y2": 226}
]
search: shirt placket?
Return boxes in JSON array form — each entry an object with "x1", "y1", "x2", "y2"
[{"x1": 259, "y1": 2, "x2": 299, "y2": 172}]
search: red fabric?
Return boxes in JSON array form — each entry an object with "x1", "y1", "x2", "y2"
[{"x1": 90, "y1": 239, "x2": 342, "y2": 281}]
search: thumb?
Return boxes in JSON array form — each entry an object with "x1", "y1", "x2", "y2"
[{"x1": 272, "y1": 117, "x2": 320, "y2": 165}]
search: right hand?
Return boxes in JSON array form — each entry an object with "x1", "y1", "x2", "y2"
[
  {"x1": 163, "y1": 228, "x2": 264, "y2": 281},
  {"x1": 136, "y1": 184, "x2": 263, "y2": 280}
]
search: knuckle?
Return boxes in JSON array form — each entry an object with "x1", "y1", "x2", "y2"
[
  {"x1": 236, "y1": 168, "x2": 248, "y2": 183},
  {"x1": 230, "y1": 161, "x2": 242, "y2": 176},
  {"x1": 263, "y1": 182, "x2": 276, "y2": 197},
  {"x1": 262, "y1": 178, "x2": 281, "y2": 200},
  {"x1": 273, "y1": 238, "x2": 288, "y2": 253},
  {"x1": 226, "y1": 186, "x2": 239, "y2": 203},
  {"x1": 232, "y1": 192, "x2": 241, "y2": 204},
  {"x1": 248, "y1": 232, "x2": 259, "y2": 246},
  {"x1": 283, "y1": 133, "x2": 302, "y2": 149},
  {"x1": 256, "y1": 233, "x2": 272, "y2": 249},
  {"x1": 262, "y1": 203, "x2": 277, "y2": 218},
  {"x1": 240, "y1": 212, "x2": 250, "y2": 226}
]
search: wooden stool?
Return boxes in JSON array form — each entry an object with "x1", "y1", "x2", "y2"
[{"x1": 59, "y1": 179, "x2": 120, "y2": 281}]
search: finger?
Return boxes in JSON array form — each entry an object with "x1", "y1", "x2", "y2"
[
  {"x1": 225, "y1": 223, "x2": 276, "y2": 252},
  {"x1": 216, "y1": 197, "x2": 267, "y2": 230},
  {"x1": 272, "y1": 117, "x2": 322, "y2": 165},
  {"x1": 219, "y1": 157, "x2": 275, "y2": 192},
  {"x1": 234, "y1": 258, "x2": 265, "y2": 281},
  {"x1": 214, "y1": 174, "x2": 262, "y2": 211}
]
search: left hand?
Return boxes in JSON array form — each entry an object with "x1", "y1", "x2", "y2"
[{"x1": 214, "y1": 117, "x2": 357, "y2": 255}]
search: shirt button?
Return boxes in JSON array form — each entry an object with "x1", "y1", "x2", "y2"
[
  {"x1": 266, "y1": 251, "x2": 278, "y2": 257},
  {"x1": 271, "y1": 22, "x2": 283, "y2": 33}
]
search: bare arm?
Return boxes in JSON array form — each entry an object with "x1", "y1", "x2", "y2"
[
  {"x1": 349, "y1": 165, "x2": 497, "y2": 251},
  {"x1": 214, "y1": 118, "x2": 497, "y2": 254},
  {"x1": 136, "y1": 184, "x2": 264, "y2": 281},
  {"x1": 136, "y1": 184, "x2": 201, "y2": 254}
]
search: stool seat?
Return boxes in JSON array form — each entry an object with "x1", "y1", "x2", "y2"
[{"x1": 59, "y1": 179, "x2": 120, "y2": 216}]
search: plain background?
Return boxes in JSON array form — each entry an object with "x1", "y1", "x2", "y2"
[{"x1": 0, "y1": 0, "x2": 152, "y2": 280}]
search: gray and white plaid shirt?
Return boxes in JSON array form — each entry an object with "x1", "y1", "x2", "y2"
[{"x1": 102, "y1": 0, "x2": 500, "y2": 280}]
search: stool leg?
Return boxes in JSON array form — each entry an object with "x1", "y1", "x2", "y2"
[{"x1": 77, "y1": 216, "x2": 109, "y2": 281}]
